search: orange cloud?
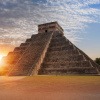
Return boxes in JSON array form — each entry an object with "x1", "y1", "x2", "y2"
[{"x1": 0, "y1": 44, "x2": 15, "y2": 56}]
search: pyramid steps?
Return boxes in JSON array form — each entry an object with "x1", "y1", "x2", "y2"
[
  {"x1": 38, "y1": 32, "x2": 99, "y2": 75},
  {"x1": 8, "y1": 32, "x2": 53, "y2": 76},
  {"x1": 2, "y1": 36, "x2": 35, "y2": 74},
  {"x1": 4, "y1": 42, "x2": 31, "y2": 64},
  {"x1": 39, "y1": 68, "x2": 97, "y2": 75},
  {"x1": 41, "y1": 61, "x2": 92, "y2": 67},
  {"x1": 77, "y1": 48, "x2": 100, "y2": 72},
  {"x1": 47, "y1": 49, "x2": 80, "y2": 56},
  {"x1": 20, "y1": 43, "x2": 30, "y2": 47},
  {"x1": 5, "y1": 21, "x2": 99, "y2": 76}
]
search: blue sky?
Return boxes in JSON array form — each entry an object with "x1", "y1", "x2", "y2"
[
  {"x1": 77, "y1": 23, "x2": 100, "y2": 59},
  {"x1": 89, "y1": 3, "x2": 100, "y2": 9},
  {"x1": 0, "y1": 0, "x2": 100, "y2": 59}
]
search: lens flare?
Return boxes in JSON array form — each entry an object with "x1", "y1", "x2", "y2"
[
  {"x1": 0, "y1": 54, "x2": 5, "y2": 66},
  {"x1": 0, "y1": 55, "x2": 3, "y2": 61}
]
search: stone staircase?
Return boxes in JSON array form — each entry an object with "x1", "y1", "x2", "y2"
[{"x1": 8, "y1": 32, "x2": 53, "y2": 76}]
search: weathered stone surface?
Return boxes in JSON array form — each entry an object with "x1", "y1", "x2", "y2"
[{"x1": 4, "y1": 22, "x2": 99, "y2": 76}]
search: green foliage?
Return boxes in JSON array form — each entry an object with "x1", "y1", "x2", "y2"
[{"x1": 94, "y1": 58, "x2": 100, "y2": 65}]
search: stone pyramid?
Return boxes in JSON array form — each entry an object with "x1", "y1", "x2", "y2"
[{"x1": 4, "y1": 22, "x2": 100, "y2": 76}]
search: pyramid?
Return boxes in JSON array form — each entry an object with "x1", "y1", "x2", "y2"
[{"x1": 4, "y1": 22, "x2": 100, "y2": 76}]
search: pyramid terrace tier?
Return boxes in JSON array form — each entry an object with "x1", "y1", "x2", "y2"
[
  {"x1": 20, "y1": 42, "x2": 30, "y2": 47},
  {"x1": 44, "y1": 55, "x2": 85, "y2": 62},
  {"x1": 80, "y1": 50, "x2": 100, "y2": 72},
  {"x1": 38, "y1": 67, "x2": 97, "y2": 75},
  {"x1": 48, "y1": 45, "x2": 75, "y2": 51},
  {"x1": 47, "y1": 49, "x2": 80, "y2": 55},
  {"x1": 41, "y1": 61, "x2": 92, "y2": 67},
  {"x1": 4, "y1": 52, "x2": 22, "y2": 64}
]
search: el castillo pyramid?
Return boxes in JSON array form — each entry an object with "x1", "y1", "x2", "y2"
[{"x1": 3, "y1": 22, "x2": 100, "y2": 76}]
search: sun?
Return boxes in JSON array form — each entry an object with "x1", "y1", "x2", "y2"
[
  {"x1": 0, "y1": 54, "x2": 6, "y2": 68},
  {"x1": 0, "y1": 55, "x2": 3, "y2": 61},
  {"x1": 0, "y1": 54, "x2": 5, "y2": 64}
]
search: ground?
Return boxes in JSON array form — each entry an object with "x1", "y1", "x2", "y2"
[{"x1": 0, "y1": 76, "x2": 100, "y2": 100}]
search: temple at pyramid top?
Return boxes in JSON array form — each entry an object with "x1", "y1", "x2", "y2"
[
  {"x1": 1, "y1": 21, "x2": 100, "y2": 76},
  {"x1": 38, "y1": 21, "x2": 64, "y2": 34}
]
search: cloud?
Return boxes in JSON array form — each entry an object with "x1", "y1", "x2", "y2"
[{"x1": 0, "y1": 0, "x2": 100, "y2": 47}]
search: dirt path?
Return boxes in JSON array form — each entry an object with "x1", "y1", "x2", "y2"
[{"x1": 0, "y1": 76, "x2": 100, "y2": 100}]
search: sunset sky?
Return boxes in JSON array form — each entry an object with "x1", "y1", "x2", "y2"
[{"x1": 0, "y1": 0, "x2": 100, "y2": 60}]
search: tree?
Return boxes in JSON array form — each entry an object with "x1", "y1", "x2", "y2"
[{"x1": 94, "y1": 58, "x2": 100, "y2": 65}]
